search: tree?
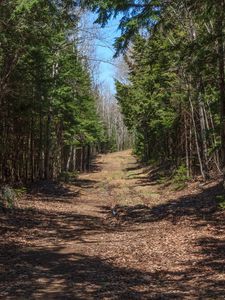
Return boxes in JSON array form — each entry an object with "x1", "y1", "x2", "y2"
[
  {"x1": 85, "y1": 0, "x2": 225, "y2": 179},
  {"x1": 0, "y1": 0, "x2": 105, "y2": 183}
]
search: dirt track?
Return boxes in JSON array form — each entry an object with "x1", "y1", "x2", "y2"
[{"x1": 1, "y1": 150, "x2": 225, "y2": 299}]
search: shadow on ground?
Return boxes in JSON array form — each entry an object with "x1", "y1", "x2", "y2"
[
  {"x1": 28, "y1": 181, "x2": 79, "y2": 200},
  {"x1": 125, "y1": 161, "x2": 174, "y2": 184},
  {"x1": 1, "y1": 158, "x2": 225, "y2": 298},
  {"x1": 27, "y1": 179, "x2": 99, "y2": 205},
  {"x1": 101, "y1": 183, "x2": 224, "y2": 230},
  {"x1": 89, "y1": 160, "x2": 105, "y2": 173},
  {"x1": 0, "y1": 240, "x2": 225, "y2": 299},
  {"x1": 125, "y1": 163, "x2": 142, "y2": 173},
  {"x1": 73, "y1": 178, "x2": 98, "y2": 189},
  {"x1": 0, "y1": 204, "x2": 120, "y2": 244}
]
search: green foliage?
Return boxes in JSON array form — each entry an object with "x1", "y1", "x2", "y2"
[
  {"x1": 172, "y1": 165, "x2": 189, "y2": 191},
  {"x1": 13, "y1": 0, "x2": 40, "y2": 15},
  {"x1": 114, "y1": 1, "x2": 223, "y2": 177},
  {"x1": 1, "y1": 0, "x2": 224, "y2": 182},
  {"x1": 0, "y1": 186, "x2": 26, "y2": 209},
  {"x1": 0, "y1": 0, "x2": 106, "y2": 182},
  {"x1": 84, "y1": 0, "x2": 162, "y2": 55},
  {"x1": 216, "y1": 195, "x2": 225, "y2": 209},
  {"x1": 58, "y1": 171, "x2": 79, "y2": 183},
  {"x1": 116, "y1": 31, "x2": 180, "y2": 164}
]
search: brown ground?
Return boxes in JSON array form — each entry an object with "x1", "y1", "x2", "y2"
[{"x1": 1, "y1": 150, "x2": 225, "y2": 299}]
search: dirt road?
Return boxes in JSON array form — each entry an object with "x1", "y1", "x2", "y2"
[{"x1": 1, "y1": 150, "x2": 225, "y2": 299}]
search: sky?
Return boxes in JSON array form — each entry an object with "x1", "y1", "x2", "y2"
[{"x1": 89, "y1": 14, "x2": 121, "y2": 94}]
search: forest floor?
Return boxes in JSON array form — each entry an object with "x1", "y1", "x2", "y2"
[{"x1": 1, "y1": 150, "x2": 225, "y2": 299}]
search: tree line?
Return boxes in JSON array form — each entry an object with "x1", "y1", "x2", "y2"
[
  {"x1": 2, "y1": 0, "x2": 225, "y2": 183},
  {"x1": 0, "y1": 0, "x2": 113, "y2": 184},
  {"x1": 84, "y1": 0, "x2": 225, "y2": 180},
  {"x1": 96, "y1": 87, "x2": 133, "y2": 153}
]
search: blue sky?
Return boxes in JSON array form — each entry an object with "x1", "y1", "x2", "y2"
[{"x1": 90, "y1": 14, "x2": 121, "y2": 94}]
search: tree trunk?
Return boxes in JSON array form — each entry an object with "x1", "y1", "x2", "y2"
[
  {"x1": 189, "y1": 93, "x2": 206, "y2": 180},
  {"x1": 216, "y1": 0, "x2": 225, "y2": 183}
]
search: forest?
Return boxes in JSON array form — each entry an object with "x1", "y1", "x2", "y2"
[
  {"x1": 1, "y1": 0, "x2": 225, "y2": 299},
  {"x1": 111, "y1": 0, "x2": 225, "y2": 181},
  {"x1": 1, "y1": 0, "x2": 225, "y2": 185},
  {"x1": 0, "y1": 0, "x2": 130, "y2": 185}
]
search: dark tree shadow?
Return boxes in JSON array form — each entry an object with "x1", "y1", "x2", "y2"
[
  {"x1": 73, "y1": 178, "x2": 98, "y2": 189},
  {"x1": 89, "y1": 161, "x2": 104, "y2": 173},
  {"x1": 125, "y1": 163, "x2": 142, "y2": 173},
  {"x1": 1, "y1": 242, "x2": 225, "y2": 299},
  {"x1": 0, "y1": 245, "x2": 179, "y2": 299},
  {"x1": 101, "y1": 183, "x2": 224, "y2": 228},
  {"x1": 125, "y1": 158, "x2": 186, "y2": 188},
  {"x1": 134, "y1": 165, "x2": 174, "y2": 187},
  {"x1": 1, "y1": 161, "x2": 225, "y2": 298},
  {"x1": 97, "y1": 183, "x2": 225, "y2": 297},
  {"x1": 29, "y1": 179, "x2": 99, "y2": 195},
  {"x1": 0, "y1": 204, "x2": 122, "y2": 244},
  {"x1": 28, "y1": 181, "x2": 79, "y2": 200},
  {"x1": 197, "y1": 237, "x2": 225, "y2": 271}
]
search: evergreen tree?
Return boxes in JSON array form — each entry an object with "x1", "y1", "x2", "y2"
[{"x1": 0, "y1": 0, "x2": 105, "y2": 183}]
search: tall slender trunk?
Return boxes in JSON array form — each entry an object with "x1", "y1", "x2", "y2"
[
  {"x1": 38, "y1": 95, "x2": 44, "y2": 179},
  {"x1": 216, "y1": 0, "x2": 225, "y2": 182},
  {"x1": 197, "y1": 80, "x2": 208, "y2": 175},
  {"x1": 66, "y1": 146, "x2": 73, "y2": 172},
  {"x1": 189, "y1": 92, "x2": 206, "y2": 180},
  {"x1": 30, "y1": 116, "x2": 34, "y2": 182},
  {"x1": 80, "y1": 147, "x2": 83, "y2": 172},
  {"x1": 44, "y1": 112, "x2": 51, "y2": 180},
  {"x1": 205, "y1": 100, "x2": 221, "y2": 172},
  {"x1": 184, "y1": 113, "x2": 190, "y2": 177},
  {"x1": 72, "y1": 146, "x2": 76, "y2": 171}
]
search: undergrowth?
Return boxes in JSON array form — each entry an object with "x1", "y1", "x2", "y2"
[
  {"x1": 216, "y1": 195, "x2": 225, "y2": 209},
  {"x1": 0, "y1": 186, "x2": 26, "y2": 210},
  {"x1": 58, "y1": 171, "x2": 79, "y2": 183},
  {"x1": 172, "y1": 164, "x2": 189, "y2": 190}
]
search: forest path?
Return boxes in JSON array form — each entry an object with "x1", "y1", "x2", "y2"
[{"x1": 1, "y1": 150, "x2": 225, "y2": 299}]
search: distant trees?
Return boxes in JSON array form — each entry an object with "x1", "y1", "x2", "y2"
[{"x1": 96, "y1": 86, "x2": 132, "y2": 153}]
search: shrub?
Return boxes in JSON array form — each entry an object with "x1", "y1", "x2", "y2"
[
  {"x1": 0, "y1": 186, "x2": 26, "y2": 210},
  {"x1": 216, "y1": 195, "x2": 225, "y2": 209},
  {"x1": 58, "y1": 171, "x2": 79, "y2": 183},
  {"x1": 172, "y1": 164, "x2": 189, "y2": 190}
]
